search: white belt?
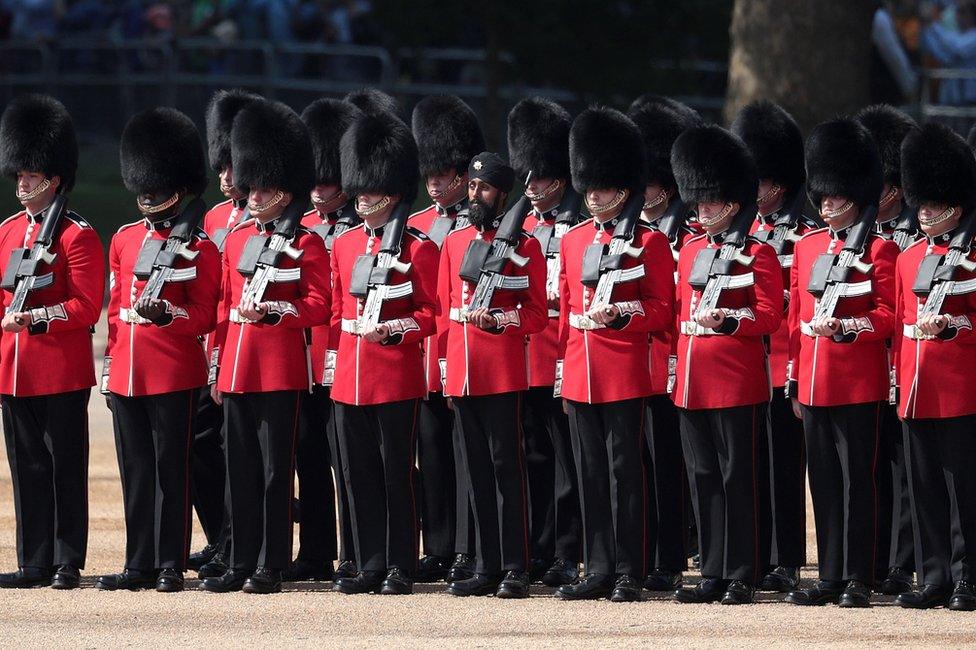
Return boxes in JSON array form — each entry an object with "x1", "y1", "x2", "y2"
[
  {"x1": 229, "y1": 308, "x2": 252, "y2": 324},
  {"x1": 449, "y1": 307, "x2": 471, "y2": 323},
  {"x1": 342, "y1": 318, "x2": 364, "y2": 335},
  {"x1": 548, "y1": 309, "x2": 559, "y2": 319},
  {"x1": 679, "y1": 320, "x2": 717, "y2": 337},
  {"x1": 799, "y1": 321, "x2": 820, "y2": 337},
  {"x1": 120, "y1": 307, "x2": 150, "y2": 325},
  {"x1": 903, "y1": 323, "x2": 935, "y2": 341},
  {"x1": 569, "y1": 313, "x2": 604, "y2": 331}
]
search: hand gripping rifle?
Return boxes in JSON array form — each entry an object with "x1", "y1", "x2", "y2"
[
  {"x1": 132, "y1": 197, "x2": 208, "y2": 302},
  {"x1": 348, "y1": 201, "x2": 413, "y2": 331},
  {"x1": 579, "y1": 192, "x2": 646, "y2": 306},
  {"x1": 806, "y1": 204, "x2": 878, "y2": 327},
  {"x1": 911, "y1": 207, "x2": 976, "y2": 326},
  {"x1": 531, "y1": 187, "x2": 583, "y2": 297},
  {"x1": 684, "y1": 199, "x2": 760, "y2": 334},
  {"x1": 458, "y1": 194, "x2": 533, "y2": 315},
  {"x1": 236, "y1": 199, "x2": 307, "y2": 310},
  {"x1": 751, "y1": 185, "x2": 809, "y2": 268},
  {"x1": 2, "y1": 193, "x2": 69, "y2": 314}
]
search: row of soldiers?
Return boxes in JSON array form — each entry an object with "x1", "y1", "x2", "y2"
[{"x1": 0, "y1": 88, "x2": 973, "y2": 610}]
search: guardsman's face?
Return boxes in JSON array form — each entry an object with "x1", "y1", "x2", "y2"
[
  {"x1": 820, "y1": 195, "x2": 857, "y2": 231},
  {"x1": 468, "y1": 178, "x2": 502, "y2": 207},
  {"x1": 918, "y1": 202, "x2": 962, "y2": 238},
  {"x1": 15, "y1": 171, "x2": 59, "y2": 212},
  {"x1": 137, "y1": 188, "x2": 182, "y2": 219},
  {"x1": 248, "y1": 187, "x2": 291, "y2": 221},
  {"x1": 642, "y1": 182, "x2": 671, "y2": 211},
  {"x1": 219, "y1": 166, "x2": 244, "y2": 200},
  {"x1": 525, "y1": 176, "x2": 563, "y2": 211},
  {"x1": 697, "y1": 200, "x2": 738, "y2": 235},
  {"x1": 426, "y1": 169, "x2": 465, "y2": 207},
  {"x1": 310, "y1": 183, "x2": 343, "y2": 208}
]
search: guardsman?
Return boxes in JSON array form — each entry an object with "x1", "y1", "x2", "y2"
[
  {"x1": 731, "y1": 100, "x2": 815, "y2": 593},
  {"x1": 409, "y1": 95, "x2": 483, "y2": 583},
  {"x1": 438, "y1": 152, "x2": 547, "y2": 598},
  {"x1": 0, "y1": 95, "x2": 105, "y2": 589},
  {"x1": 628, "y1": 94, "x2": 701, "y2": 593},
  {"x1": 98, "y1": 108, "x2": 220, "y2": 592},
  {"x1": 329, "y1": 111, "x2": 438, "y2": 596},
  {"x1": 508, "y1": 96, "x2": 583, "y2": 588},
  {"x1": 893, "y1": 123, "x2": 976, "y2": 612},
  {"x1": 190, "y1": 88, "x2": 262, "y2": 578},
  {"x1": 554, "y1": 107, "x2": 674, "y2": 603},
  {"x1": 670, "y1": 126, "x2": 782, "y2": 606},
  {"x1": 284, "y1": 97, "x2": 362, "y2": 583},
  {"x1": 785, "y1": 119, "x2": 898, "y2": 608},
  {"x1": 203, "y1": 99, "x2": 330, "y2": 594},
  {"x1": 855, "y1": 104, "x2": 919, "y2": 596}
]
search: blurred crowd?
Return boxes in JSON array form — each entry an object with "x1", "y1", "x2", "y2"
[
  {"x1": 875, "y1": 0, "x2": 976, "y2": 104},
  {"x1": 0, "y1": 0, "x2": 379, "y2": 47}
]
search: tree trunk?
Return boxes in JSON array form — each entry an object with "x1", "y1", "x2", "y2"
[{"x1": 724, "y1": 0, "x2": 877, "y2": 132}]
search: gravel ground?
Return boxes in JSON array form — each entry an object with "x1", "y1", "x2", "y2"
[{"x1": 0, "y1": 328, "x2": 974, "y2": 646}]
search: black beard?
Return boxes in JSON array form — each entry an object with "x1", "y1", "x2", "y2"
[{"x1": 468, "y1": 198, "x2": 499, "y2": 230}]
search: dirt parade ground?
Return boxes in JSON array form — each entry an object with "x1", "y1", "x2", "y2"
[{"x1": 0, "y1": 325, "x2": 973, "y2": 647}]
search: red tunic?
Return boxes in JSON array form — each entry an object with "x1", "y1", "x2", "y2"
[
  {"x1": 749, "y1": 215, "x2": 817, "y2": 388},
  {"x1": 895, "y1": 236, "x2": 976, "y2": 419},
  {"x1": 557, "y1": 219, "x2": 675, "y2": 404},
  {"x1": 437, "y1": 225, "x2": 547, "y2": 397},
  {"x1": 105, "y1": 219, "x2": 220, "y2": 396},
  {"x1": 330, "y1": 224, "x2": 438, "y2": 405},
  {"x1": 0, "y1": 210, "x2": 105, "y2": 396},
  {"x1": 201, "y1": 198, "x2": 246, "y2": 244},
  {"x1": 214, "y1": 219, "x2": 331, "y2": 393},
  {"x1": 410, "y1": 202, "x2": 467, "y2": 392},
  {"x1": 672, "y1": 233, "x2": 783, "y2": 410},
  {"x1": 787, "y1": 228, "x2": 899, "y2": 407}
]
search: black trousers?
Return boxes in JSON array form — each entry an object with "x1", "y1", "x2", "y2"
[
  {"x1": 904, "y1": 415, "x2": 976, "y2": 588},
  {"x1": 680, "y1": 403, "x2": 767, "y2": 583},
  {"x1": 110, "y1": 390, "x2": 194, "y2": 570},
  {"x1": 802, "y1": 401, "x2": 881, "y2": 583},
  {"x1": 191, "y1": 387, "x2": 228, "y2": 550},
  {"x1": 223, "y1": 391, "x2": 300, "y2": 571},
  {"x1": 454, "y1": 393, "x2": 529, "y2": 575},
  {"x1": 325, "y1": 396, "x2": 354, "y2": 563},
  {"x1": 294, "y1": 385, "x2": 337, "y2": 564},
  {"x1": 1, "y1": 388, "x2": 90, "y2": 569},
  {"x1": 876, "y1": 403, "x2": 914, "y2": 576},
  {"x1": 417, "y1": 392, "x2": 457, "y2": 558},
  {"x1": 523, "y1": 387, "x2": 581, "y2": 564},
  {"x1": 767, "y1": 392, "x2": 806, "y2": 568},
  {"x1": 644, "y1": 395, "x2": 688, "y2": 573},
  {"x1": 335, "y1": 399, "x2": 420, "y2": 573},
  {"x1": 452, "y1": 402, "x2": 476, "y2": 557},
  {"x1": 567, "y1": 398, "x2": 646, "y2": 578}
]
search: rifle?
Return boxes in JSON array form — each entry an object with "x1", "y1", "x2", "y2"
[
  {"x1": 578, "y1": 191, "x2": 646, "y2": 309},
  {"x1": 236, "y1": 199, "x2": 307, "y2": 311},
  {"x1": 684, "y1": 199, "x2": 760, "y2": 334},
  {"x1": 654, "y1": 196, "x2": 691, "y2": 262},
  {"x1": 806, "y1": 204, "x2": 878, "y2": 324},
  {"x1": 458, "y1": 194, "x2": 533, "y2": 315},
  {"x1": 752, "y1": 184, "x2": 809, "y2": 267},
  {"x1": 887, "y1": 203, "x2": 920, "y2": 251},
  {"x1": 348, "y1": 201, "x2": 413, "y2": 331},
  {"x1": 2, "y1": 193, "x2": 69, "y2": 314},
  {"x1": 132, "y1": 197, "x2": 208, "y2": 303},
  {"x1": 911, "y1": 207, "x2": 976, "y2": 323},
  {"x1": 532, "y1": 187, "x2": 583, "y2": 297}
]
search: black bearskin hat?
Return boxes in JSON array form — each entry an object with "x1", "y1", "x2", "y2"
[
  {"x1": 0, "y1": 94, "x2": 78, "y2": 191},
  {"x1": 731, "y1": 100, "x2": 805, "y2": 191},
  {"x1": 671, "y1": 125, "x2": 758, "y2": 207},
  {"x1": 412, "y1": 95, "x2": 485, "y2": 178},
  {"x1": 855, "y1": 104, "x2": 918, "y2": 187},
  {"x1": 344, "y1": 88, "x2": 400, "y2": 118},
  {"x1": 301, "y1": 98, "x2": 363, "y2": 187},
  {"x1": 569, "y1": 106, "x2": 645, "y2": 193},
  {"x1": 628, "y1": 96, "x2": 701, "y2": 191},
  {"x1": 507, "y1": 97, "x2": 572, "y2": 182},
  {"x1": 968, "y1": 124, "x2": 976, "y2": 150},
  {"x1": 805, "y1": 118, "x2": 883, "y2": 209},
  {"x1": 231, "y1": 99, "x2": 314, "y2": 198},
  {"x1": 341, "y1": 110, "x2": 419, "y2": 203},
  {"x1": 901, "y1": 122, "x2": 976, "y2": 210},
  {"x1": 120, "y1": 107, "x2": 208, "y2": 197},
  {"x1": 205, "y1": 88, "x2": 261, "y2": 173}
]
